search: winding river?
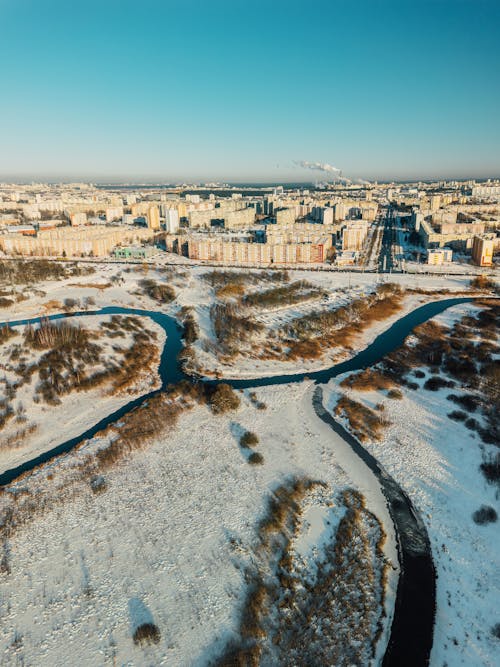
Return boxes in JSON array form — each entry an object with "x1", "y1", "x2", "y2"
[{"x1": 0, "y1": 297, "x2": 474, "y2": 666}]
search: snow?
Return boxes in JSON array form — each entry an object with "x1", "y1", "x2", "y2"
[
  {"x1": 0, "y1": 379, "x2": 400, "y2": 665},
  {"x1": 326, "y1": 302, "x2": 500, "y2": 667},
  {"x1": 0, "y1": 261, "x2": 497, "y2": 665},
  {"x1": 0, "y1": 313, "x2": 164, "y2": 475}
]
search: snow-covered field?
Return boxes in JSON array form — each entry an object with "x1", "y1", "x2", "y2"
[
  {"x1": 0, "y1": 381, "x2": 396, "y2": 666},
  {"x1": 0, "y1": 260, "x2": 497, "y2": 666},
  {"x1": 0, "y1": 313, "x2": 164, "y2": 475},
  {"x1": 0, "y1": 260, "x2": 478, "y2": 385},
  {"x1": 173, "y1": 266, "x2": 478, "y2": 379},
  {"x1": 326, "y1": 302, "x2": 500, "y2": 667}
]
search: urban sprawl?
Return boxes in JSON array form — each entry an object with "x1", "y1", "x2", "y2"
[{"x1": 0, "y1": 180, "x2": 498, "y2": 271}]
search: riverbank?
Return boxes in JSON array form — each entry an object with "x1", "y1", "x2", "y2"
[
  {"x1": 0, "y1": 295, "x2": 492, "y2": 665},
  {"x1": 0, "y1": 313, "x2": 165, "y2": 476},
  {"x1": 1, "y1": 382, "x2": 385, "y2": 666},
  {"x1": 326, "y1": 301, "x2": 500, "y2": 667}
]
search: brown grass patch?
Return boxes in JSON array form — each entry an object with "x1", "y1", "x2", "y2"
[
  {"x1": 340, "y1": 369, "x2": 394, "y2": 391},
  {"x1": 335, "y1": 396, "x2": 390, "y2": 442},
  {"x1": 42, "y1": 299, "x2": 63, "y2": 311},
  {"x1": 215, "y1": 283, "x2": 245, "y2": 299},
  {"x1": 213, "y1": 483, "x2": 388, "y2": 666},
  {"x1": 68, "y1": 282, "x2": 112, "y2": 290}
]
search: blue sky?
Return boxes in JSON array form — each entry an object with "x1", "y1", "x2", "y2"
[{"x1": 0, "y1": 0, "x2": 499, "y2": 182}]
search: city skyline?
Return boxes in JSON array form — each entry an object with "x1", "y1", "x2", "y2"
[{"x1": 1, "y1": 0, "x2": 500, "y2": 181}]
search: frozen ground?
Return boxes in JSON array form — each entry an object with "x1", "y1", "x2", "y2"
[
  {"x1": 0, "y1": 260, "x2": 497, "y2": 665},
  {"x1": 0, "y1": 381, "x2": 396, "y2": 666},
  {"x1": 0, "y1": 314, "x2": 164, "y2": 475},
  {"x1": 173, "y1": 266, "x2": 479, "y2": 379},
  {"x1": 326, "y1": 302, "x2": 500, "y2": 667},
  {"x1": 1, "y1": 261, "x2": 480, "y2": 384}
]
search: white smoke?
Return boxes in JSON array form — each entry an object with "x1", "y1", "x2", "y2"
[
  {"x1": 294, "y1": 160, "x2": 370, "y2": 185},
  {"x1": 295, "y1": 160, "x2": 341, "y2": 174}
]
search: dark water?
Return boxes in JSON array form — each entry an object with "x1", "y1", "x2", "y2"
[
  {"x1": 231, "y1": 297, "x2": 472, "y2": 388},
  {"x1": 0, "y1": 297, "x2": 474, "y2": 665},
  {"x1": 312, "y1": 388, "x2": 435, "y2": 666}
]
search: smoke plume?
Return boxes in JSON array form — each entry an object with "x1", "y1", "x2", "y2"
[{"x1": 295, "y1": 160, "x2": 341, "y2": 174}]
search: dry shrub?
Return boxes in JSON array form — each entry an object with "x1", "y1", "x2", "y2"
[
  {"x1": 68, "y1": 282, "x2": 111, "y2": 290},
  {"x1": 209, "y1": 383, "x2": 241, "y2": 414},
  {"x1": 42, "y1": 299, "x2": 63, "y2": 311},
  {"x1": 215, "y1": 643, "x2": 260, "y2": 667},
  {"x1": 216, "y1": 283, "x2": 245, "y2": 299},
  {"x1": 243, "y1": 281, "x2": 324, "y2": 309},
  {"x1": 340, "y1": 369, "x2": 394, "y2": 391},
  {"x1": 89, "y1": 475, "x2": 107, "y2": 494},
  {"x1": 423, "y1": 376, "x2": 454, "y2": 391},
  {"x1": 248, "y1": 392, "x2": 267, "y2": 410},
  {"x1": 282, "y1": 284, "x2": 403, "y2": 361},
  {"x1": 0, "y1": 325, "x2": 16, "y2": 344},
  {"x1": 210, "y1": 302, "x2": 263, "y2": 356},
  {"x1": 447, "y1": 410, "x2": 467, "y2": 422},
  {"x1": 0, "y1": 424, "x2": 38, "y2": 449},
  {"x1": 472, "y1": 505, "x2": 497, "y2": 525},
  {"x1": 240, "y1": 582, "x2": 269, "y2": 640},
  {"x1": 214, "y1": 482, "x2": 388, "y2": 666},
  {"x1": 139, "y1": 278, "x2": 176, "y2": 303},
  {"x1": 335, "y1": 396, "x2": 390, "y2": 442},
  {"x1": 203, "y1": 269, "x2": 288, "y2": 288},
  {"x1": 0, "y1": 259, "x2": 94, "y2": 286},
  {"x1": 285, "y1": 339, "x2": 322, "y2": 360},
  {"x1": 387, "y1": 388, "x2": 403, "y2": 400},
  {"x1": 96, "y1": 394, "x2": 183, "y2": 469},
  {"x1": 21, "y1": 316, "x2": 159, "y2": 404},
  {"x1": 248, "y1": 452, "x2": 264, "y2": 465},
  {"x1": 133, "y1": 623, "x2": 161, "y2": 645},
  {"x1": 258, "y1": 479, "x2": 319, "y2": 542},
  {"x1": 181, "y1": 314, "x2": 199, "y2": 344},
  {"x1": 470, "y1": 275, "x2": 497, "y2": 291},
  {"x1": 107, "y1": 334, "x2": 159, "y2": 396},
  {"x1": 480, "y1": 453, "x2": 500, "y2": 485},
  {"x1": 24, "y1": 318, "x2": 89, "y2": 350},
  {"x1": 240, "y1": 431, "x2": 259, "y2": 447}
]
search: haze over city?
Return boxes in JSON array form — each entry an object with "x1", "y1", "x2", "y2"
[{"x1": 1, "y1": 0, "x2": 500, "y2": 182}]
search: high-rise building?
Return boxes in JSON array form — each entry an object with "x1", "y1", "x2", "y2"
[
  {"x1": 471, "y1": 235, "x2": 494, "y2": 266},
  {"x1": 147, "y1": 205, "x2": 161, "y2": 231},
  {"x1": 164, "y1": 208, "x2": 180, "y2": 234},
  {"x1": 342, "y1": 222, "x2": 369, "y2": 251}
]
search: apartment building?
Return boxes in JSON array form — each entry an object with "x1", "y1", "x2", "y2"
[
  {"x1": 471, "y1": 235, "x2": 494, "y2": 266},
  {"x1": 70, "y1": 212, "x2": 87, "y2": 226},
  {"x1": 275, "y1": 207, "x2": 297, "y2": 226},
  {"x1": 146, "y1": 205, "x2": 161, "y2": 231},
  {"x1": 427, "y1": 248, "x2": 453, "y2": 265},
  {"x1": 342, "y1": 222, "x2": 369, "y2": 251},
  {"x1": 419, "y1": 218, "x2": 486, "y2": 249},
  {"x1": 0, "y1": 225, "x2": 154, "y2": 257},
  {"x1": 188, "y1": 206, "x2": 255, "y2": 230},
  {"x1": 186, "y1": 236, "x2": 331, "y2": 264},
  {"x1": 471, "y1": 184, "x2": 500, "y2": 200}
]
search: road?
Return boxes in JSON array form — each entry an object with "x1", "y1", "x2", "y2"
[{"x1": 378, "y1": 205, "x2": 396, "y2": 273}]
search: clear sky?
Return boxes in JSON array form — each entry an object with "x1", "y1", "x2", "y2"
[{"x1": 1, "y1": 0, "x2": 499, "y2": 182}]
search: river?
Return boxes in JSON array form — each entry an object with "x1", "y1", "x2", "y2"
[{"x1": 0, "y1": 297, "x2": 474, "y2": 665}]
